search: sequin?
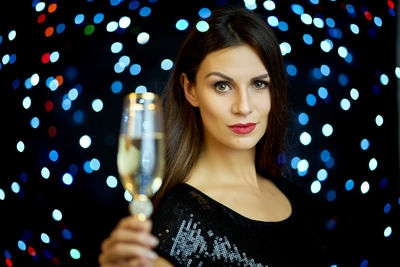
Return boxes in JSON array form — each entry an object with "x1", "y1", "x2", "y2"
[{"x1": 167, "y1": 214, "x2": 269, "y2": 266}]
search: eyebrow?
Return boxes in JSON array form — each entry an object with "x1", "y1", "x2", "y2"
[{"x1": 204, "y1": 72, "x2": 270, "y2": 81}]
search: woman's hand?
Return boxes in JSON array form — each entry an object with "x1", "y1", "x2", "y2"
[{"x1": 99, "y1": 216, "x2": 159, "y2": 267}]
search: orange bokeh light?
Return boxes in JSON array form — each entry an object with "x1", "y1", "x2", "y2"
[
  {"x1": 48, "y1": 3, "x2": 57, "y2": 13},
  {"x1": 45, "y1": 27, "x2": 54, "y2": 37},
  {"x1": 55, "y1": 75, "x2": 64, "y2": 86}
]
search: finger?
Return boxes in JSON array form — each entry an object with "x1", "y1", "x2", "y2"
[
  {"x1": 124, "y1": 258, "x2": 155, "y2": 267},
  {"x1": 101, "y1": 259, "x2": 154, "y2": 267},
  {"x1": 112, "y1": 230, "x2": 159, "y2": 247},
  {"x1": 118, "y1": 217, "x2": 152, "y2": 232},
  {"x1": 102, "y1": 230, "x2": 159, "y2": 251},
  {"x1": 100, "y1": 243, "x2": 158, "y2": 263}
]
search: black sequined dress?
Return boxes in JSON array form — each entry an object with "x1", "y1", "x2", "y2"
[{"x1": 151, "y1": 178, "x2": 327, "y2": 267}]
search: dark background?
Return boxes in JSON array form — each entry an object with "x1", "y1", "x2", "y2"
[{"x1": 1, "y1": 0, "x2": 399, "y2": 266}]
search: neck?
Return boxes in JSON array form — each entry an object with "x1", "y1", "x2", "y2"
[{"x1": 188, "y1": 136, "x2": 259, "y2": 189}]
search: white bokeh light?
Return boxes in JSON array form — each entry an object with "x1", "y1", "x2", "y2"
[
  {"x1": 360, "y1": 181, "x2": 370, "y2": 194},
  {"x1": 119, "y1": 16, "x2": 131, "y2": 29},
  {"x1": 79, "y1": 135, "x2": 92, "y2": 149},
  {"x1": 137, "y1": 32, "x2": 150, "y2": 45},
  {"x1": 299, "y1": 132, "x2": 312, "y2": 145}
]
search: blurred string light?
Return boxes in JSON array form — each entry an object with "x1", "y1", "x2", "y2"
[
  {"x1": 340, "y1": 98, "x2": 351, "y2": 111},
  {"x1": 298, "y1": 112, "x2": 309, "y2": 125},
  {"x1": 137, "y1": 32, "x2": 150, "y2": 44},
  {"x1": 361, "y1": 181, "x2": 370, "y2": 194},
  {"x1": 130, "y1": 64, "x2": 141, "y2": 75},
  {"x1": 360, "y1": 139, "x2": 370, "y2": 150},
  {"x1": 384, "y1": 226, "x2": 392, "y2": 238},
  {"x1": 196, "y1": 21, "x2": 209, "y2": 32},
  {"x1": 92, "y1": 99, "x2": 103, "y2": 112},
  {"x1": 52, "y1": 209, "x2": 62, "y2": 221},
  {"x1": 244, "y1": 0, "x2": 257, "y2": 10},
  {"x1": 322, "y1": 123, "x2": 333, "y2": 137},
  {"x1": 119, "y1": 16, "x2": 131, "y2": 28},
  {"x1": 369, "y1": 158, "x2": 378, "y2": 171},
  {"x1": 16, "y1": 141, "x2": 25, "y2": 152},
  {"x1": 62, "y1": 173, "x2": 74, "y2": 186},
  {"x1": 79, "y1": 135, "x2": 92, "y2": 149},
  {"x1": 124, "y1": 190, "x2": 133, "y2": 202},
  {"x1": 41, "y1": 167, "x2": 50, "y2": 179},
  {"x1": 267, "y1": 16, "x2": 279, "y2": 27},
  {"x1": 317, "y1": 169, "x2": 328, "y2": 181},
  {"x1": 395, "y1": 67, "x2": 400, "y2": 79},
  {"x1": 345, "y1": 179, "x2": 355, "y2": 191},
  {"x1": 299, "y1": 131, "x2": 312, "y2": 145},
  {"x1": 311, "y1": 180, "x2": 321, "y2": 194},
  {"x1": 280, "y1": 42, "x2": 291, "y2": 56},
  {"x1": 106, "y1": 176, "x2": 118, "y2": 188},
  {"x1": 70, "y1": 248, "x2": 81, "y2": 260},
  {"x1": 199, "y1": 8, "x2": 212, "y2": 18},
  {"x1": 176, "y1": 19, "x2": 189, "y2": 31},
  {"x1": 94, "y1": 13, "x2": 104, "y2": 24},
  {"x1": 106, "y1": 21, "x2": 118, "y2": 32},
  {"x1": 139, "y1": 7, "x2": 151, "y2": 17},
  {"x1": 8, "y1": 30, "x2": 16, "y2": 41},
  {"x1": 375, "y1": 115, "x2": 384, "y2": 126},
  {"x1": 318, "y1": 87, "x2": 328, "y2": 99},
  {"x1": 161, "y1": 59, "x2": 173, "y2": 71}
]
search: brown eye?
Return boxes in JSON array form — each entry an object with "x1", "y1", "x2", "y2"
[
  {"x1": 253, "y1": 80, "x2": 269, "y2": 89},
  {"x1": 214, "y1": 82, "x2": 230, "y2": 92}
]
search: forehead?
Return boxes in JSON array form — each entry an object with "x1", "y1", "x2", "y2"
[{"x1": 196, "y1": 45, "x2": 268, "y2": 78}]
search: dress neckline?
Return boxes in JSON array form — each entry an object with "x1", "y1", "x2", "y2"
[{"x1": 180, "y1": 181, "x2": 294, "y2": 225}]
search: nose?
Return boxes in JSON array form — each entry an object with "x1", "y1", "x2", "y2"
[{"x1": 231, "y1": 88, "x2": 253, "y2": 116}]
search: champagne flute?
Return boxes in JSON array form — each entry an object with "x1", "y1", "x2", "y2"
[{"x1": 117, "y1": 92, "x2": 164, "y2": 221}]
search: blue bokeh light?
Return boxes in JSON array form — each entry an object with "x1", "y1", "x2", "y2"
[
  {"x1": 360, "y1": 139, "x2": 370, "y2": 150},
  {"x1": 298, "y1": 112, "x2": 309, "y2": 125},
  {"x1": 49, "y1": 150, "x2": 59, "y2": 162},
  {"x1": 306, "y1": 94, "x2": 317, "y2": 106},
  {"x1": 111, "y1": 81, "x2": 123, "y2": 94},
  {"x1": 267, "y1": 16, "x2": 279, "y2": 27},
  {"x1": 286, "y1": 64, "x2": 297, "y2": 76},
  {"x1": 139, "y1": 7, "x2": 151, "y2": 17},
  {"x1": 62, "y1": 173, "x2": 73, "y2": 185},
  {"x1": 303, "y1": 34, "x2": 313, "y2": 45},
  {"x1": 345, "y1": 179, "x2": 355, "y2": 191},
  {"x1": 318, "y1": 87, "x2": 328, "y2": 99},
  {"x1": 291, "y1": 4, "x2": 304, "y2": 15},
  {"x1": 176, "y1": 19, "x2": 189, "y2": 31},
  {"x1": 130, "y1": 64, "x2": 141, "y2": 75},
  {"x1": 74, "y1": 14, "x2": 85, "y2": 25},
  {"x1": 93, "y1": 13, "x2": 104, "y2": 24},
  {"x1": 198, "y1": 8, "x2": 211, "y2": 18}
]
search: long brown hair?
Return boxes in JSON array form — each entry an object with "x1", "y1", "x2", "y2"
[{"x1": 154, "y1": 8, "x2": 287, "y2": 207}]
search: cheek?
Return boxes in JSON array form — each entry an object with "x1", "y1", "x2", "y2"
[
  {"x1": 256, "y1": 94, "x2": 272, "y2": 131},
  {"x1": 256, "y1": 92, "x2": 272, "y2": 116},
  {"x1": 197, "y1": 96, "x2": 228, "y2": 130},
  {"x1": 199, "y1": 101, "x2": 223, "y2": 124}
]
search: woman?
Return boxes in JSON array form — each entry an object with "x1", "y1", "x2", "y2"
[{"x1": 100, "y1": 8, "x2": 326, "y2": 267}]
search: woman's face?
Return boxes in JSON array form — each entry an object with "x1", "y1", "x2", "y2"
[{"x1": 183, "y1": 45, "x2": 271, "y2": 152}]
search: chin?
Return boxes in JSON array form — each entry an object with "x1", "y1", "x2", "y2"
[{"x1": 228, "y1": 138, "x2": 260, "y2": 150}]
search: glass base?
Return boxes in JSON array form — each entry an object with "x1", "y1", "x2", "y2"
[{"x1": 129, "y1": 194, "x2": 153, "y2": 220}]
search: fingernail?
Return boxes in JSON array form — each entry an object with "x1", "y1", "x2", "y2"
[
  {"x1": 149, "y1": 236, "x2": 159, "y2": 246},
  {"x1": 146, "y1": 250, "x2": 158, "y2": 259}
]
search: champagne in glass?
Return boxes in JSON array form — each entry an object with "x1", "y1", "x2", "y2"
[{"x1": 117, "y1": 92, "x2": 164, "y2": 220}]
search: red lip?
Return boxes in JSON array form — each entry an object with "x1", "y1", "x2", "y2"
[{"x1": 228, "y1": 123, "x2": 257, "y2": 134}]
